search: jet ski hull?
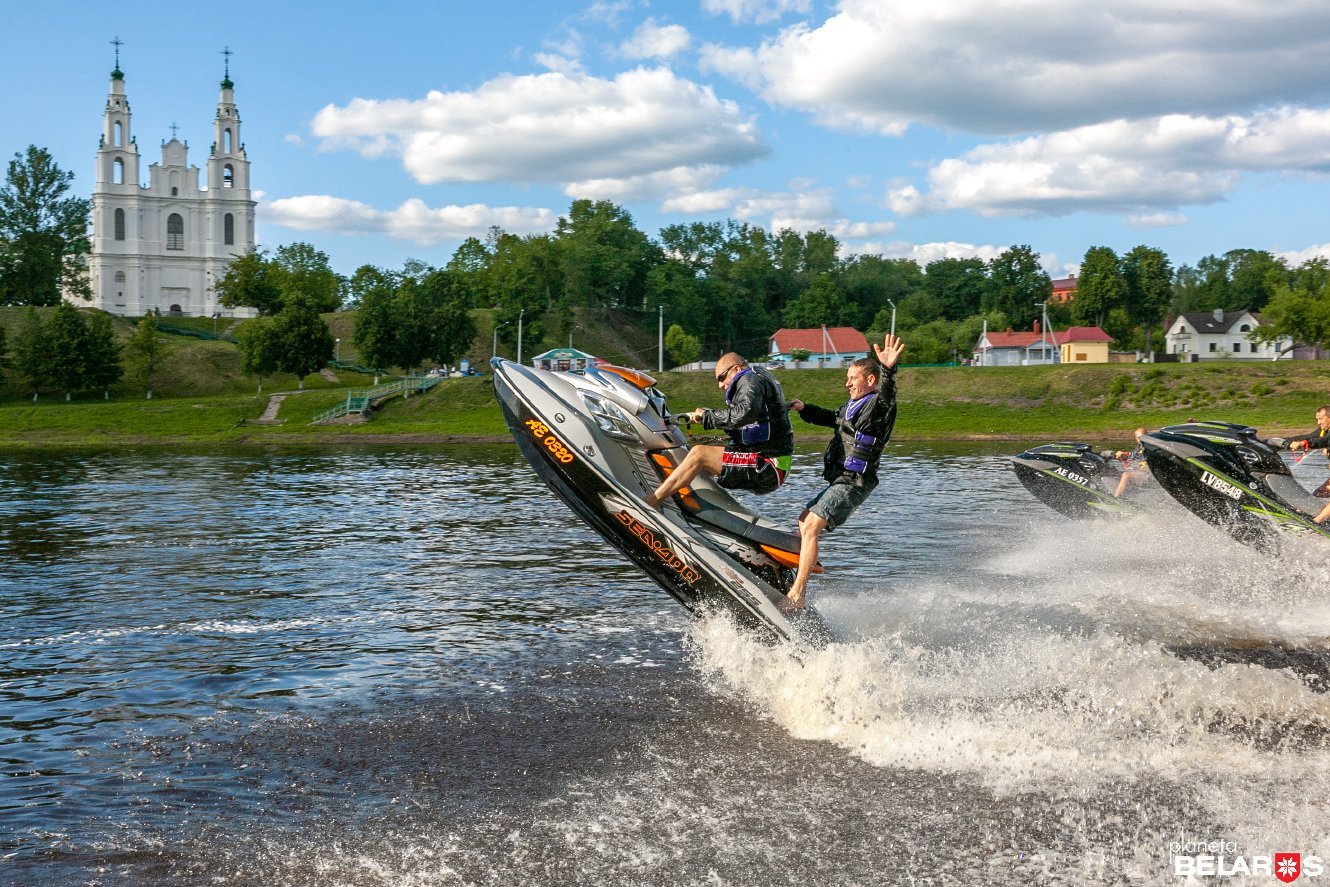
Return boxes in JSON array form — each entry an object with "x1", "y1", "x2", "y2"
[
  {"x1": 1010, "y1": 443, "x2": 1135, "y2": 519},
  {"x1": 1141, "y1": 422, "x2": 1330, "y2": 552},
  {"x1": 492, "y1": 358, "x2": 831, "y2": 647}
]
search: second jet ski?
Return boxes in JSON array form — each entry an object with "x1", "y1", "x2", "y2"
[
  {"x1": 1010, "y1": 442, "x2": 1145, "y2": 519},
  {"x1": 1140, "y1": 421, "x2": 1330, "y2": 552}
]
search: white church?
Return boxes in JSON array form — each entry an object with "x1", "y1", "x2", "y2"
[{"x1": 87, "y1": 48, "x2": 257, "y2": 318}]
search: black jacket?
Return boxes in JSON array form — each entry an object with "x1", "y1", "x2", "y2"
[
  {"x1": 700, "y1": 366, "x2": 795, "y2": 458},
  {"x1": 1288, "y1": 427, "x2": 1330, "y2": 449},
  {"x1": 797, "y1": 364, "x2": 898, "y2": 487}
]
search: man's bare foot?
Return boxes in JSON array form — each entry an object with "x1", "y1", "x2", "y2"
[
  {"x1": 643, "y1": 492, "x2": 663, "y2": 509},
  {"x1": 777, "y1": 593, "x2": 806, "y2": 615}
]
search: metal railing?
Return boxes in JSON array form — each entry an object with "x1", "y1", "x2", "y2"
[{"x1": 312, "y1": 374, "x2": 442, "y2": 423}]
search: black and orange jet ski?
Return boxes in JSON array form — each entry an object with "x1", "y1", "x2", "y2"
[
  {"x1": 1010, "y1": 442, "x2": 1143, "y2": 519},
  {"x1": 1140, "y1": 421, "x2": 1330, "y2": 552},
  {"x1": 491, "y1": 357, "x2": 832, "y2": 648}
]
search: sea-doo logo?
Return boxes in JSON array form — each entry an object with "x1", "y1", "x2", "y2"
[
  {"x1": 615, "y1": 510, "x2": 700, "y2": 584},
  {"x1": 1053, "y1": 466, "x2": 1091, "y2": 486},
  {"x1": 1201, "y1": 470, "x2": 1244, "y2": 500}
]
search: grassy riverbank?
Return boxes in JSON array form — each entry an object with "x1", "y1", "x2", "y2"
[{"x1": 2, "y1": 358, "x2": 1329, "y2": 449}]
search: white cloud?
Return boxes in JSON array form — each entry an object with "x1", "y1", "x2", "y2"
[
  {"x1": 658, "y1": 182, "x2": 894, "y2": 243},
  {"x1": 1277, "y1": 243, "x2": 1330, "y2": 266},
  {"x1": 1125, "y1": 212, "x2": 1189, "y2": 229},
  {"x1": 311, "y1": 67, "x2": 767, "y2": 187},
  {"x1": 702, "y1": 0, "x2": 811, "y2": 25},
  {"x1": 262, "y1": 195, "x2": 556, "y2": 245},
  {"x1": 620, "y1": 19, "x2": 691, "y2": 60},
  {"x1": 888, "y1": 108, "x2": 1330, "y2": 217},
  {"x1": 702, "y1": 0, "x2": 1330, "y2": 135},
  {"x1": 867, "y1": 240, "x2": 1008, "y2": 266},
  {"x1": 565, "y1": 165, "x2": 726, "y2": 202}
]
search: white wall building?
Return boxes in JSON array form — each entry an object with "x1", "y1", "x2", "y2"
[
  {"x1": 1165, "y1": 309, "x2": 1290, "y2": 360},
  {"x1": 86, "y1": 53, "x2": 256, "y2": 318}
]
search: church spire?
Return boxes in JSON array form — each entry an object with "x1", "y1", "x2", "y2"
[
  {"x1": 110, "y1": 36, "x2": 124, "y2": 81},
  {"x1": 220, "y1": 46, "x2": 233, "y2": 91}
]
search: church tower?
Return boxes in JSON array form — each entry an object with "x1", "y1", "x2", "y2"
[{"x1": 88, "y1": 43, "x2": 257, "y2": 318}]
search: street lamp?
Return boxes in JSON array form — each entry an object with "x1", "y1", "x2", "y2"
[
  {"x1": 658, "y1": 305, "x2": 664, "y2": 373},
  {"x1": 334, "y1": 337, "x2": 340, "y2": 362},
  {"x1": 568, "y1": 323, "x2": 583, "y2": 348},
  {"x1": 517, "y1": 308, "x2": 526, "y2": 365},
  {"x1": 887, "y1": 299, "x2": 897, "y2": 337},
  {"x1": 492, "y1": 321, "x2": 510, "y2": 360}
]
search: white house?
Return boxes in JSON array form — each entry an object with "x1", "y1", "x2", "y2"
[
  {"x1": 86, "y1": 51, "x2": 256, "y2": 318},
  {"x1": 1165, "y1": 310, "x2": 1290, "y2": 360}
]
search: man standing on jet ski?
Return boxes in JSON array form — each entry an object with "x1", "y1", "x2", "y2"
[
  {"x1": 645, "y1": 353, "x2": 795, "y2": 508},
  {"x1": 780, "y1": 333, "x2": 905, "y2": 613}
]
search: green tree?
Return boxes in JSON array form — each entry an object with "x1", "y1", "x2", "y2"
[
  {"x1": 429, "y1": 298, "x2": 478, "y2": 370},
  {"x1": 46, "y1": 301, "x2": 88, "y2": 401},
  {"x1": 124, "y1": 313, "x2": 165, "y2": 398},
  {"x1": 985, "y1": 245, "x2": 1051, "y2": 331},
  {"x1": 0, "y1": 146, "x2": 91, "y2": 306},
  {"x1": 664, "y1": 323, "x2": 701, "y2": 367},
  {"x1": 0, "y1": 323, "x2": 8, "y2": 384},
  {"x1": 922, "y1": 257, "x2": 988, "y2": 321},
  {"x1": 269, "y1": 295, "x2": 334, "y2": 389},
  {"x1": 271, "y1": 242, "x2": 344, "y2": 313},
  {"x1": 1121, "y1": 245, "x2": 1173, "y2": 355},
  {"x1": 1251, "y1": 258, "x2": 1330, "y2": 352},
  {"x1": 349, "y1": 265, "x2": 399, "y2": 378},
  {"x1": 782, "y1": 274, "x2": 855, "y2": 328},
  {"x1": 12, "y1": 308, "x2": 49, "y2": 399},
  {"x1": 841, "y1": 255, "x2": 923, "y2": 329},
  {"x1": 215, "y1": 249, "x2": 283, "y2": 316},
  {"x1": 235, "y1": 317, "x2": 279, "y2": 392},
  {"x1": 556, "y1": 199, "x2": 659, "y2": 310},
  {"x1": 1072, "y1": 246, "x2": 1124, "y2": 328},
  {"x1": 83, "y1": 310, "x2": 123, "y2": 399}
]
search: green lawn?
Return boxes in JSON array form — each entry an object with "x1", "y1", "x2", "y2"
[{"x1": 2, "y1": 359, "x2": 1328, "y2": 449}]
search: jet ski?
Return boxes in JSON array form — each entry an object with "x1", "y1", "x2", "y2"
[
  {"x1": 490, "y1": 357, "x2": 832, "y2": 648},
  {"x1": 1140, "y1": 421, "x2": 1330, "y2": 552},
  {"x1": 1010, "y1": 443, "x2": 1142, "y2": 519}
]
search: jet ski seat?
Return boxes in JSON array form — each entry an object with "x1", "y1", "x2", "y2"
[{"x1": 1264, "y1": 473, "x2": 1327, "y2": 518}]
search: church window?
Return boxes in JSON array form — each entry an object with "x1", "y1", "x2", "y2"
[
  {"x1": 166, "y1": 213, "x2": 184, "y2": 250},
  {"x1": 171, "y1": 187, "x2": 178, "y2": 196},
  {"x1": 223, "y1": 128, "x2": 232, "y2": 152},
  {"x1": 223, "y1": 164, "x2": 234, "y2": 188},
  {"x1": 114, "y1": 208, "x2": 125, "y2": 240},
  {"x1": 224, "y1": 213, "x2": 234, "y2": 245},
  {"x1": 113, "y1": 158, "x2": 124, "y2": 185},
  {"x1": 114, "y1": 271, "x2": 126, "y2": 283},
  {"x1": 114, "y1": 121, "x2": 123, "y2": 146}
]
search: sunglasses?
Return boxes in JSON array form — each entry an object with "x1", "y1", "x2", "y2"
[{"x1": 715, "y1": 366, "x2": 733, "y2": 383}]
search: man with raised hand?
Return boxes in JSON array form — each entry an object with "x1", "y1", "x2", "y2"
[{"x1": 782, "y1": 333, "x2": 905, "y2": 613}]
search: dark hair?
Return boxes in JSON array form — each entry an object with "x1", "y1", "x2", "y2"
[{"x1": 849, "y1": 357, "x2": 879, "y2": 379}]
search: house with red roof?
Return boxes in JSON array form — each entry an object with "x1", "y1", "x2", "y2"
[
  {"x1": 973, "y1": 322, "x2": 1113, "y2": 366},
  {"x1": 768, "y1": 327, "x2": 870, "y2": 366},
  {"x1": 1059, "y1": 326, "x2": 1114, "y2": 363},
  {"x1": 1050, "y1": 275, "x2": 1078, "y2": 304}
]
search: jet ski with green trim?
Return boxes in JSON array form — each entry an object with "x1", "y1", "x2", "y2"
[
  {"x1": 1010, "y1": 443, "x2": 1143, "y2": 519},
  {"x1": 1140, "y1": 421, "x2": 1330, "y2": 552},
  {"x1": 490, "y1": 357, "x2": 832, "y2": 648}
]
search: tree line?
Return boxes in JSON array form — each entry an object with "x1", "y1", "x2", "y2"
[{"x1": 6, "y1": 142, "x2": 1330, "y2": 374}]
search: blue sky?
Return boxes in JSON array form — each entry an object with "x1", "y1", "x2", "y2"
[{"x1": 7, "y1": 0, "x2": 1330, "y2": 278}]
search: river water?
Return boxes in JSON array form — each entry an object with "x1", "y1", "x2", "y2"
[{"x1": 3, "y1": 442, "x2": 1330, "y2": 886}]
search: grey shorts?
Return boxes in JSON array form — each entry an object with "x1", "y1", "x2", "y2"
[{"x1": 805, "y1": 481, "x2": 872, "y2": 531}]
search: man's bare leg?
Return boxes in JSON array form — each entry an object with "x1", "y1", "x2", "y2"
[
  {"x1": 645, "y1": 445, "x2": 725, "y2": 507},
  {"x1": 781, "y1": 509, "x2": 827, "y2": 613}
]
